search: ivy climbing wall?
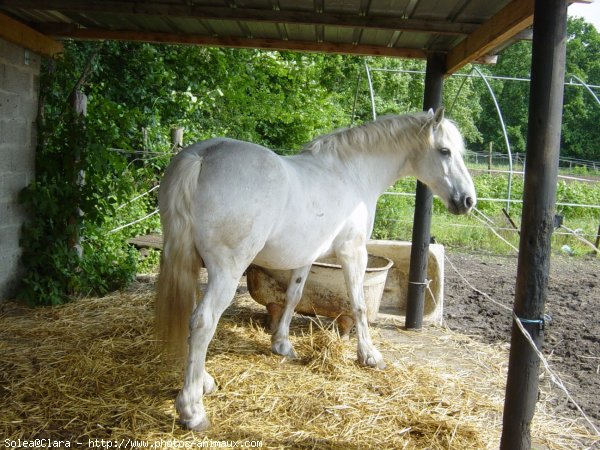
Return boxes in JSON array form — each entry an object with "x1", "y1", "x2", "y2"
[{"x1": 0, "y1": 38, "x2": 40, "y2": 300}]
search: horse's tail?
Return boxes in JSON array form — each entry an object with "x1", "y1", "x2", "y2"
[{"x1": 155, "y1": 151, "x2": 204, "y2": 359}]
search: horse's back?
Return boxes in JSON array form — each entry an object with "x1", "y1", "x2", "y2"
[{"x1": 164, "y1": 138, "x2": 290, "y2": 256}]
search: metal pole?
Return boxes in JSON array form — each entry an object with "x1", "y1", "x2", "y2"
[
  {"x1": 364, "y1": 62, "x2": 377, "y2": 121},
  {"x1": 472, "y1": 66, "x2": 514, "y2": 212},
  {"x1": 405, "y1": 52, "x2": 445, "y2": 330},
  {"x1": 500, "y1": 1, "x2": 567, "y2": 448}
]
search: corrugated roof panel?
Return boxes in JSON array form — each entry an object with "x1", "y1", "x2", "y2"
[
  {"x1": 277, "y1": 1, "x2": 315, "y2": 13},
  {"x1": 235, "y1": 0, "x2": 274, "y2": 8},
  {"x1": 393, "y1": 31, "x2": 432, "y2": 49},
  {"x1": 412, "y1": 0, "x2": 460, "y2": 21},
  {"x1": 324, "y1": 0, "x2": 362, "y2": 14},
  {"x1": 369, "y1": 0, "x2": 413, "y2": 17},
  {"x1": 359, "y1": 28, "x2": 396, "y2": 46},
  {"x1": 247, "y1": 22, "x2": 283, "y2": 40},
  {"x1": 455, "y1": 0, "x2": 508, "y2": 23},
  {"x1": 205, "y1": 19, "x2": 247, "y2": 37},
  {"x1": 323, "y1": 25, "x2": 355, "y2": 44},
  {"x1": 283, "y1": 23, "x2": 317, "y2": 41},
  {"x1": 4, "y1": 8, "x2": 55, "y2": 24},
  {"x1": 188, "y1": 0, "x2": 230, "y2": 6},
  {"x1": 90, "y1": 13, "x2": 141, "y2": 32},
  {"x1": 169, "y1": 17, "x2": 213, "y2": 35},
  {"x1": 428, "y1": 34, "x2": 464, "y2": 51},
  {"x1": 0, "y1": 0, "x2": 536, "y2": 71},
  {"x1": 118, "y1": 14, "x2": 175, "y2": 33}
]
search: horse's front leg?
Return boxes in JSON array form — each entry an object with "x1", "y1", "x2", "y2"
[
  {"x1": 271, "y1": 264, "x2": 312, "y2": 358},
  {"x1": 337, "y1": 243, "x2": 386, "y2": 369}
]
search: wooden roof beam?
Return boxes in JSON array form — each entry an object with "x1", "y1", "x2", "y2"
[
  {"x1": 445, "y1": 0, "x2": 534, "y2": 74},
  {"x1": 1, "y1": 0, "x2": 479, "y2": 36},
  {"x1": 46, "y1": 27, "x2": 428, "y2": 59},
  {"x1": 0, "y1": 12, "x2": 63, "y2": 57}
]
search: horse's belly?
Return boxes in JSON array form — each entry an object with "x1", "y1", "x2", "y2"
[{"x1": 252, "y1": 237, "x2": 335, "y2": 270}]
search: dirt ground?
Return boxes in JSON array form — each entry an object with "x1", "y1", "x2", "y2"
[{"x1": 443, "y1": 250, "x2": 600, "y2": 431}]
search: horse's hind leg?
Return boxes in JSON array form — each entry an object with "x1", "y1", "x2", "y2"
[
  {"x1": 271, "y1": 265, "x2": 311, "y2": 359},
  {"x1": 176, "y1": 264, "x2": 244, "y2": 431},
  {"x1": 337, "y1": 243, "x2": 386, "y2": 369}
]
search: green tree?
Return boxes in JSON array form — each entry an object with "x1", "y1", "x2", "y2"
[
  {"x1": 562, "y1": 18, "x2": 600, "y2": 161},
  {"x1": 472, "y1": 17, "x2": 600, "y2": 162}
]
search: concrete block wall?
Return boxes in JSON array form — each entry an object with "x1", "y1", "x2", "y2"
[{"x1": 0, "y1": 38, "x2": 41, "y2": 300}]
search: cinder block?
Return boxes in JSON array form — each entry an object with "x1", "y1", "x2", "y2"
[
  {"x1": 0, "y1": 63, "x2": 33, "y2": 94},
  {"x1": 0, "y1": 40, "x2": 24, "y2": 66},
  {"x1": 0, "y1": 119, "x2": 28, "y2": 145},
  {"x1": 0, "y1": 199, "x2": 27, "y2": 227},
  {"x1": 0, "y1": 171, "x2": 30, "y2": 202},
  {"x1": 0, "y1": 91, "x2": 21, "y2": 119},
  {"x1": 0, "y1": 245, "x2": 22, "y2": 300},
  {"x1": 0, "y1": 222, "x2": 22, "y2": 248},
  {"x1": 0, "y1": 38, "x2": 41, "y2": 302}
]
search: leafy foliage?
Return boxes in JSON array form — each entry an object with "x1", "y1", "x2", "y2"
[
  {"x1": 19, "y1": 19, "x2": 600, "y2": 304},
  {"x1": 471, "y1": 18, "x2": 600, "y2": 162}
]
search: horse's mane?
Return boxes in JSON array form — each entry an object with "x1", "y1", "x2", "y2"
[
  {"x1": 301, "y1": 111, "x2": 464, "y2": 157},
  {"x1": 301, "y1": 112, "x2": 432, "y2": 156}
]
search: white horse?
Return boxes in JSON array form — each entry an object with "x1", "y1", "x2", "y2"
[{"x1": 156, "y1": 107, "x2": 476, "y2": 431}]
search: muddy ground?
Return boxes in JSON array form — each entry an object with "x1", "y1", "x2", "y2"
[{"x1": 443, "y1": 251, "x2": 600, "y2": 430}]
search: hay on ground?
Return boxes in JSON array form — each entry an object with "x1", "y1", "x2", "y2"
[{"x1": 0, "y1": 277, "x2": 596, "y2": 449}]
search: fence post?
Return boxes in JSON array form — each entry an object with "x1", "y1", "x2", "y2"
[
  {"x1": 171, "y1": 127, "x2": 184, "y2": 151},
  {"x1": 405, "y1": 52, "x2": 445, "y2": 330},
  {"x1": 595, "y1": 221, "x2": 600, "y2": 255},
  {"x1": 488, "y1": 142, "x2": 493, "y2": 174}
]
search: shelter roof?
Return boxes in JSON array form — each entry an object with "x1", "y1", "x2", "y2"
[{"x1": 0, "y1": 0, "x2": 590, "y2": 73}]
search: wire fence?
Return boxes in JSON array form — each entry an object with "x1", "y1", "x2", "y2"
[
  {"x1": 465, "y1": 150, "x2": 600, "y2": 173},
  {"x1": 444, "y1": 252, "x2": 600, "y2": 436}
]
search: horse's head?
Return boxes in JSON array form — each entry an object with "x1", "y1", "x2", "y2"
[{"x1": 412, "y1": 107, "x2": 476, "y2": 215}]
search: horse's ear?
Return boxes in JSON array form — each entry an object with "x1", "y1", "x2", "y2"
[
  {"x1": 433, "y1": 106, "x2": 445, "y2": 126},
  {"x1": 427, "y1": 108, "x2": 434, "y2": 116}
]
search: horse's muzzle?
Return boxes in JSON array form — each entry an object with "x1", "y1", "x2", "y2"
[{"x1": 449, "y1": 194, "x2": 475, "y2": 215}]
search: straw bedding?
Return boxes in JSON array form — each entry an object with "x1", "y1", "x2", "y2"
[{"x1": 1, "y1": 277, "x2": 597, "y2": 449}]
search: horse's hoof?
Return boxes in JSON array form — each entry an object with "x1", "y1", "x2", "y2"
[
  {"x1": 176, "y1": 389, "x2": 210, "y2": 431},
  {"x1": 365, "y1": 356, "x2": 386, "y2": 370},
  {"x1": 181, "y1": 415, "x2": 211, "y2": 432},
  {"x1": 271, "y1": 340, "x2": 298, "y2": 359},
  {"x1": 358, "y1": 347, "x2": 386, "y2": 369}
]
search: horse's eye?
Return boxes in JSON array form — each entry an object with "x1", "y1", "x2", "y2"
[{"x1": 439, "y1": 147, "x2": 451, "y2": 156}]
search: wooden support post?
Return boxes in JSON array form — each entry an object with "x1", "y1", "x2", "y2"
[
  {"x1": 488, "y1": 142, "x2": 493, "y2": 174},
  {"x1": 500, "y1": 1, "x2": 567, "y2": 448},
  {"x1": 405, "y1": 52, "x2": 445, "y2": 330}
]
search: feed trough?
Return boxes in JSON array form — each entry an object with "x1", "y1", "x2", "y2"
[{"x1": 247, "y1": 254, "x2": 393, "y2": 336}]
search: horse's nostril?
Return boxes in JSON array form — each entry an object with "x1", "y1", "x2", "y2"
[{"x1": 465, "y1": 196, "x2": 474, "y2": 208}]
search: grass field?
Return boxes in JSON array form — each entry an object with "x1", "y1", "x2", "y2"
[{"x1": 373, "y1": 169, "x2": 600, "y2": 257}]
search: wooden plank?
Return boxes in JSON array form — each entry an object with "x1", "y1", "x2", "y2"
[
  {"x1": 2, "y1": 0, "x2": 478, "y2": 35},
  {"x1": 446, "y1": 0, "x2": 534, "y2": 74},
  {"x1": 128, "y1": 234, "x2": 163, "y2": 250},
  {"x1": 0, "y1": 12, "x2": 63, "y2": 57},
  {"x1": 48, "y1": 27, "x2": 429, "y2": 59}
]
